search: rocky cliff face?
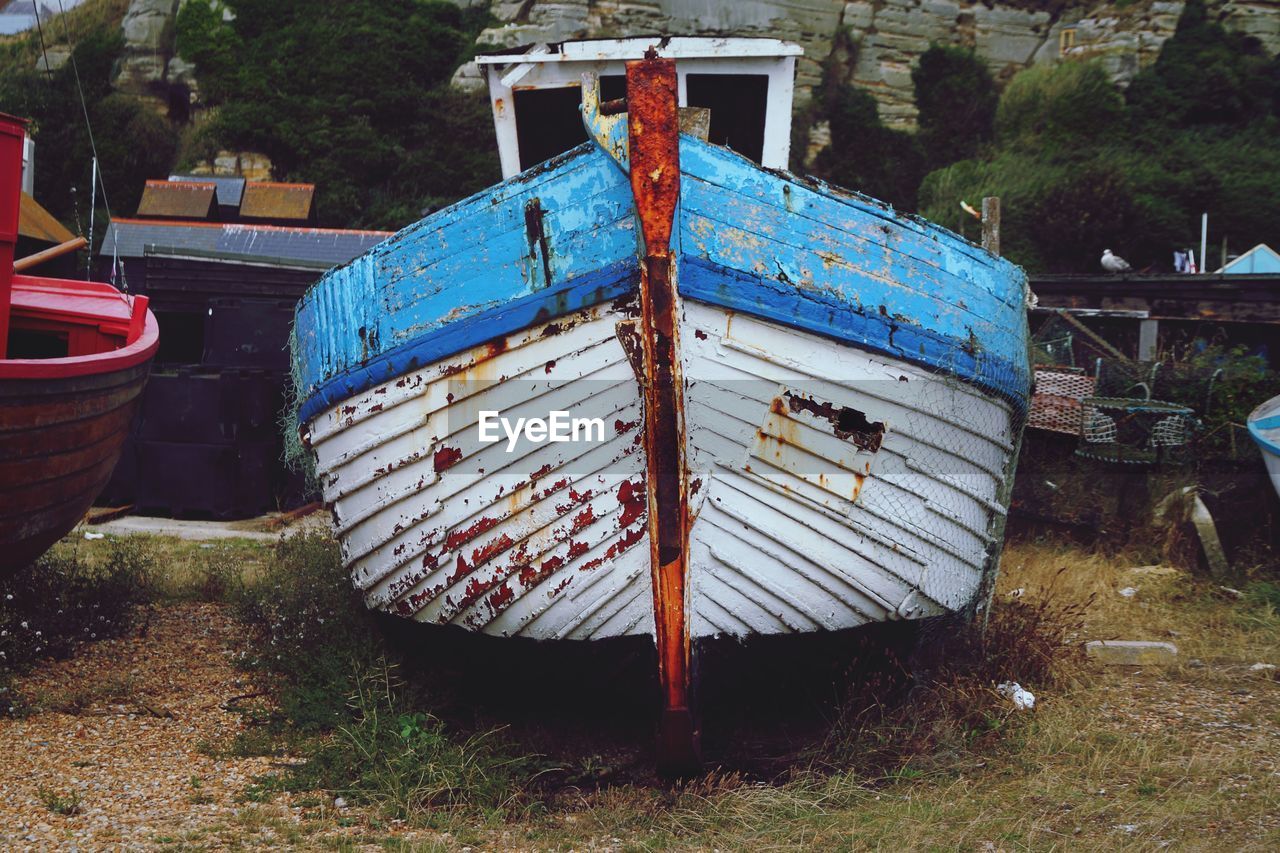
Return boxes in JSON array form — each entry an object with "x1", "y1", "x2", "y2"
[
  {"x1": 111, "y1": 0, "x2": 1279, "y2": 166},
  {"x1": 113, "y1": 0, "x2": 180, "y2": 98},
  {"x1": 457, "y1": 0, "x2": 1279, "y2": 128}
]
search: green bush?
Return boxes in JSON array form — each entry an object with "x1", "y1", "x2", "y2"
[
  {"x1": 293, "y1": 662, "x2": 533, "y2": 817},
  {"x1": 922, "y1": 1, "x2": 1280, "y2": 274},
  {"x1": 232, "y1": 531, "x2": 537, "y2": 815},
  {"x1": 1177, "y1": 344, "x2": 1280, "y2": 448},
  {"x1": 1245, "y1": 581, "x2": 1280, "y2": 612},
  {"x1": 995, "y1": 60, "x2": 1125, "y2": 157},
  {"x1": 232, "y1": 532, "x2": 383, "y2": 731}
]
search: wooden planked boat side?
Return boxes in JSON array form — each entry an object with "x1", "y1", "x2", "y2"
[
  {"x1": 291, "y1": 92, "x2": 1030, "y2": 644},
  {"x1": 0, "y1": 401, "x2": 137, "y2": 462},
  {"x1": 679, "y1": 301, "x2": 1016, "y2": 637},
  {"x1": 293, "y1": 144, "x2": 638, "y2": 425},
  {"x1": 308, "y1": 303, "x2": 655, "y2": 640},
  {"x1": 0, "y1": 371, "x2": 150, "y2": 431},
  {"x1": 676, "y1": 139, "x2": 1030, "y2": 415},
  {"x1": 303, "y1": 298, "x2": 1019, "y2": 640},
  {"x1": 0, "y1": 361, "x2": 151, "y2": 571},
  {"x1": 294, "y1": 138, "x2": 1029, "y2": 430}
]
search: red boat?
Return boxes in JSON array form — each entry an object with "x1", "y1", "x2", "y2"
[{"x1": 0, "y1": 113, "x2": 158, "y2": 571}]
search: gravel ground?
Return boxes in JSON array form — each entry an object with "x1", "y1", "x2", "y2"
[
  {"x1": 0, "y1": 602, "x2": 441, "y2": 851},
  {"x1": 0, "y1": 604, "x2": 289, "y2": 848}
]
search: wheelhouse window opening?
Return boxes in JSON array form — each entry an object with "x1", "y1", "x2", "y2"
[
  {"x1": 478, "y1": 38, "x2": 801, "y2": 179},
  {"x1": 513, "y1": 76, "x2": 626, "y2": 171},
  {"x1": 684, "y1": 73, "x2": 769, "y2": 165}
]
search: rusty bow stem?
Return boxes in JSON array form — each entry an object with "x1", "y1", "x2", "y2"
[{"x1": 626, "y1": 54, "x2": 699, "y2": 773}]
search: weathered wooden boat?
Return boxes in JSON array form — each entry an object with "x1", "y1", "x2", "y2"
[
  {"x1": 1248, "y1": 395, "x2": 1280, "y2": 500},
  {"x1": 290, "y1": 39, "x2": 1031, "y2": 769},
  {"x1": 0, "y1": 113, "x2": 159, "y2": 571}
]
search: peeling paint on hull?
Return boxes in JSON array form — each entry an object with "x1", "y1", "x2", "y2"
[
  {"x1": 295, "y1": 124, "x2": 1030, "y2": 645},
  {"x1": 308, "y1": 303, "x2": 655, "y2": 640},
  {"x1": 305, "y1": 297, "x2": 1020, "y2": 640}
]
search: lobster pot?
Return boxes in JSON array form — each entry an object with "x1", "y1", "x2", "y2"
[
  {"x1": 1076, "y1": 397, "x2": 1196, "y2": 465},
  {"x1": 1028, "y1": 368, "x2": 1095, "y2": 435}
]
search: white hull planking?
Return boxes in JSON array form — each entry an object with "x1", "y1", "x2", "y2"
[
  {"x1": 681, "y1": 300, "x2": 1016, "y2": 637},
  {"x1": 306, "y1": 299, "x2": 1018, "y2": 641},
  {"x1": 1265, "y1": 453, "x2": 1280, "y2": 502}
]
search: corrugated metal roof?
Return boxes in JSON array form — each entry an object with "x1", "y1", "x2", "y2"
[
  {"x1": 19, "y1": 191, "x2": 75, "y2": 243},
  {"x1": 137, "y1": 180, "x2": 216, "y2": 219},
  {"x1": 101, "y1": 218, "x2": 392, "y2": 267},
  {"x1": 239, "y1": 182, "x2": 315, "y2": 221},
  {"x1": 169, "y1": 174, "x2": 247, "y2": 208}
]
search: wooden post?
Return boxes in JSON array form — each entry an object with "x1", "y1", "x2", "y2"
[
  {"x1": 981, "y1": 197, "x2": 1000, "y2": 257},
  {"x1": 1137, "y1": 318, "x2": 1159, "y2": 362}
]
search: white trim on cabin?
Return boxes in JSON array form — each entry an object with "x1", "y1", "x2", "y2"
[{"x1": 477, "y1": 37, "x2": 801, "y2": 179}]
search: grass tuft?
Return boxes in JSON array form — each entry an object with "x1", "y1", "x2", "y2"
[
  {"x1": 36, "y1": 785, "x2": 82, "y2": 816},
  {"x1": 230, "y1": 531, "x2": 539, "y2": 816},
  {"x1": 816, "y1": 563, "x2": 1090, "y2": 778}
]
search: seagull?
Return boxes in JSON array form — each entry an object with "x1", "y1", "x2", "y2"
[{"x1": 1101, "y1": 249, "x2": 1132, "y2": 273}]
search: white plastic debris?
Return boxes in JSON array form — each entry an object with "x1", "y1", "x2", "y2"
[
  {"x1": 83, "y1": 531, "x2": 105, "y2": 540},
  {"x1": 333, "y1": 796, "x2": 348, "y2": 809},
  {"x1": 1006, "y1": 587, "x2": 1025, "y2": 599},
  {"x1": 997, "y1": 681, "x2": 1036, "y2": 710},
  {"x1": 1249, "y1": 662, "x2": 1277, "y2": 673},
  {"x1": 1118, "y1": 586, "x2": 1137, "y2": 598}
]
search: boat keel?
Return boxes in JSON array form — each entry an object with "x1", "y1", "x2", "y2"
[{"x1": 627, "y1": 53, "x2": 701, "y2": 773}]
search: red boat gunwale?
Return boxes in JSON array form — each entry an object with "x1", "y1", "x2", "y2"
[{"x1": 0, "y1": 275, "x2": 159, "y2": 379}]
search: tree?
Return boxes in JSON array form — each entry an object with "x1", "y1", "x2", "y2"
[
  {"x1": 1126, "y1": 0, "x2": 1276, "y2": 131},
  {"x1": 811, "y1": 81, "x2": 924, "y2": 210},
  {"x1": 0, "y1": 29, "x2": 176, "y2": 242},
  {"x1": 175, "y1": 0, "x2": 498, "y2": 228},
  {"x1": 911, "y1": 45, "x2": 997, "y2": 171}
]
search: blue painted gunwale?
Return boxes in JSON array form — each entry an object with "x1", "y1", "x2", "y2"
[
  {"x1": 1248, "y1": 396, "x2": 1280, "y2": 458},
  {"x1": 294, "y1": 142, "x2": 637, "y2": 424},
  {"x1": 294, "y1": 136, "x2": 1030, "y2": 426},
  {"x1": 677, "y1": 139, "x2": 1029, "y2": 413}
]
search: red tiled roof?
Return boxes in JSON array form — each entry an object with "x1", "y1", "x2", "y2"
[
  {"x1": 239, "y1": 182, "x2": 316, "y2": 221},
  {"x1": 136, "y1": 180, "x2": 216, "y2": 220}
]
